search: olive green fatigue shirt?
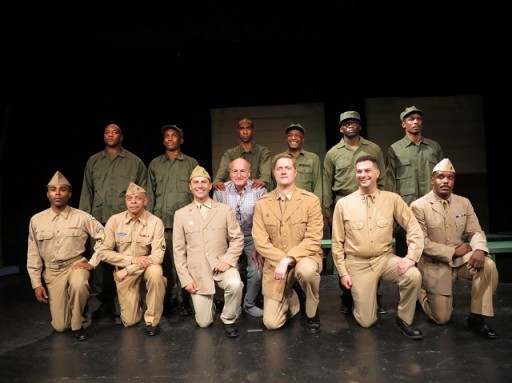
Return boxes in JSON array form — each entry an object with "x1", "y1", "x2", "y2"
[
  {"x1": 269, "y1": 149, "x2": 322, "y2": 203},
  {"x1": 79, "y1": 147, "x2": 148, "y2": 224},
  {"x1": 213, "y1": 143, "x2": 272, "y2": 185},
  {"x1": 386, "y1": 136, "x2": 444, "y2": 205},
  {"x1": 146, "y1": 153, "x2": 199, "y2": 229},
  {"x1": 322, "y1": 137, "x2": 387, "y2": 218},
  {"x1": 27, "y1": 206, "x2": 105, "y2": 288}
]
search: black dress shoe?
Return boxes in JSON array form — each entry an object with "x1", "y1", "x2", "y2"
[
  {"x1": 468, "y1": 314, "x2": 497, "y2": 339},
  {"x1": 91, "y1": 301, "x2": 116, "y2": 320},
  {"x1": 377, "y1": 295, "x2": 387, "y2": 314},
  {"x1": 178, "y1": 302, "x2": 194, "y2": 317},
  {"x1": 377, "y1": 304, "x2": 387, "y2": 315},
  {"x1": 163, "y1": 298, "x2": 179, "y2": 315},
  {"x1": 396, "y1": 317, "x2": 423, "y2": 340},
  {"x1": 339, "y1": 296, "x2": 352, "y2": 315},
  {"x1": 146, "y1": 324, "x2": 159, "y2": 337},
  {"x1": 73, "y1": 327, "x2": 88, "y2": 341},
  {"x1": 306, "y1": 312, "x2": 321, "y2": 333},
  {"x1": 223, "y1": 323, "x2": 239, "y2": 338}
]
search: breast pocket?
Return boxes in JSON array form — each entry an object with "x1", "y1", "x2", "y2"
[
  {"x1": 262, "y1": 214, "x2": 279, "y2": 241},
  {"x1": 36, "y1": 231, "x2": 54, "y2": 243},
  {"x1": 63, "y1": 229, "x2": 82, "y2": 253},
  {"x1": 291, "y1": 213, "x2": 308, "y2": 241}
]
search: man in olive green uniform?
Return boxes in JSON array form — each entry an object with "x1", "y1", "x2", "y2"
[
  {"x1": 322, "y1": 111, "x2": 387, "y2": 314},
  {"x1": 79, "y1": 123, "x2": 148, "y2": 320},
  {"x1": 269, "y1": 123, "x2": 322, "y2": 203},
  {"x1": 147, "y1": 124, "x2": 198, "y2": 316},
  {"x1": 386, "y1": 106, "x2": 444, "y2": 257},
  {"x1": 213, "y1": 117, "x2": 272, "y2": 191},
  {"x1": 27, "y1": 171, "x2": 105, "y2": 341}
]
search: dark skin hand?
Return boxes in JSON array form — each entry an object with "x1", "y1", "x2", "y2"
[{"x1": 33, "y1": 285, "x2": 48, "y2": 304}]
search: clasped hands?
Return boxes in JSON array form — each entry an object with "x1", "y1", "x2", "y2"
[{"x1": 115, "y1": 255, "x2": 151, "y2": 281}]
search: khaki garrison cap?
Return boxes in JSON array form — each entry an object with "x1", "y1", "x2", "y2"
[
  {"x1": 47, "y1": 171, "x2": 71, "y2": 188},
  {"x1": 432, "y1": 158, "x2": 456, "y2": 174},
  {"x1": 126, "y1": 182, "x2": 146, "y2": 195},
  {"x1": 190, "y1": 165, "x2": 211, "y2": 181}
]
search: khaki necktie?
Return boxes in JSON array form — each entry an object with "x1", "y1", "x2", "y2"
[
  {"x1": 199, "y1": 204, "x2": 208, "y2": 219},
  {"x1": 441, "y1": 200, "x2": 449, "y2": 213},
  {"x1": 279, "y1": 195, "x2": 287, "y2": 214}
]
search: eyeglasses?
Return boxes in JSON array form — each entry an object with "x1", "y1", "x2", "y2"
[
  {"x1": 341, "y1": 120, "x2": 360, "y2": 128},
  {"x1": 235, "y1": 205, "x2": 241, "y2": 221}
]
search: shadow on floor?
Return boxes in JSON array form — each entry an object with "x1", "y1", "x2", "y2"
[{"x1": 1, "y1": 273, "x2": 511, "y2": 383}]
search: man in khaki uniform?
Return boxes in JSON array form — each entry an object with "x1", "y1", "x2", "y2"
[
  {"x1": 252, "y1": 153, "x2": 324, "y2": 333},
  {"x1": 331, "y1": 155, "x2": 424, "y2": 340},
  {"x1": 173, "y1": 166, "x2": 245, "y2": 338},
  {"x1": 410, "y1": 158, "x2": 499, "y2": 339},
  {"x1": 27, "y1": 171, "x2": 105, "y2": 341},
  {"x1": 94, "y1": 182, "x2": 166, "y2": 336}
]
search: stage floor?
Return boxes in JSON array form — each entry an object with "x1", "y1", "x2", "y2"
[{"x1": 1, "y1": 272, "x2": 511, "y2": 383}]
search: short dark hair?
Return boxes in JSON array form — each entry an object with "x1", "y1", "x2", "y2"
[{"x1": 356, "y1": 155, "x2": 378, "y2": 166}]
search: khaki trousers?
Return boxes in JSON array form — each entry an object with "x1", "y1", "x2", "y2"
[
  {"x1": 263, "y1": 257, "x2": 321, "y2": 330},
  {"x1": 115, "y1": 264, "x2": 166, "y2": 327},
  {"x1": 347, "y1": 252, "x2": 421, "y2": 327},
  {"x1": 419, "y1": 256, "x2": 499, "y2": 324},
  {"x1": 190, "y1": 267, "x2": 243, "y2": 328},
  {"x1": 44, "y1": 261, "x2": 90, "y2": 332}
]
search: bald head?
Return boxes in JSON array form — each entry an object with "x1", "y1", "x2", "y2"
[{"x1": 229, "y1": 157, "x2": 251, "y2": 189}]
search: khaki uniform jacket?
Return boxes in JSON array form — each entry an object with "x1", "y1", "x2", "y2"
[
  {"x1": 27, "y1": 206, "x2": 105, "y2": 289},
  {"x1": 252, "y1": 188, "x2": 324, "y2": 301},
  {"x1": 94, "y1": 210, "x2": 165, "y2": 275},
  {"x1": 172, "y1": 200, "x2": 244, "y2": 295},
  {"x1": 410, "y1": 191, "x2": 489, "y2": 295}
]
